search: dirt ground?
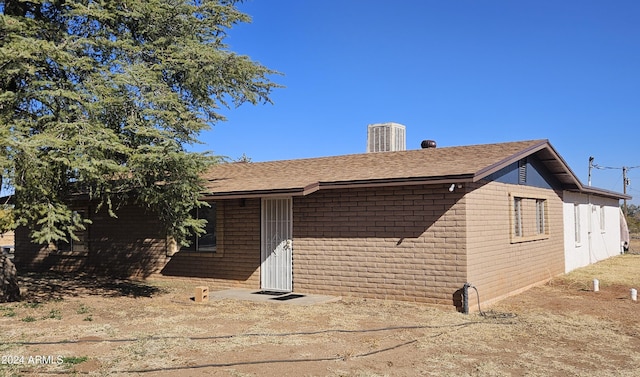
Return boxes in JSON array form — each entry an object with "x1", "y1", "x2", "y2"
[{"x1": 2, "y1": 252, "x2": 640, "y2": 377}]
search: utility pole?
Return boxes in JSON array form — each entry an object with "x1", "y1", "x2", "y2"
[
  {"x1": 588, "y1": 161, "x2": 636, "y2": 216},
  {"x1": 588, "y1": 156, "x2": 594, "y2": 186},
  {"x1": 623, "y1": 166, "x2": 629, "y2": 217}
]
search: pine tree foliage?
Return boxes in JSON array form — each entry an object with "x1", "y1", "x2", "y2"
[{"x1": 0, "y1": 0, "x2": 279, "y2": 245}]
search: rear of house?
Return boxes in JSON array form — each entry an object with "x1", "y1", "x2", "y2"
[{"x1": 13, "y1": 139, "x2": 629, "y2": 310}]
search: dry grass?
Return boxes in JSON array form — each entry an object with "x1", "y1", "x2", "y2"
[
  {"x1": 628, "y1": 236, "x2": 640, "y2": 254},
  {"x1": 1, "y1": 256, "x2": 640, "y2": 376},
  {"x1": 552, "y1": 253, "x2": 640, "y2": 289}
]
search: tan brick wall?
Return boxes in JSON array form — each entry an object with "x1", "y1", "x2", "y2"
[
  {"x1": 293, "y1": 184, "x2": 467, "y2": 306},
  {"x1": 465, "y1": 181, "x2": 565, "y2": 308},
  {"x1": 160, "y1": 198, "x2": 261, "y2": 288}
]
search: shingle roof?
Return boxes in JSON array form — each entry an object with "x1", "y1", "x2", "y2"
[
  {"x1": 202, "y1": 139, "x2": 554, "y2": 198},
  {"x1": 201, "y1": 139, "x2": 630, "y2": 200}
]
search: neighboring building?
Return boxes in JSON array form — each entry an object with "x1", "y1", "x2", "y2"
[
  {"x1": 1, "y1": 230, "x2": 15, "y2": 258},
  {"x1": 13, "y1": 139, "x2": 630, "y2": 310},
  {"x1": 563, "y1": 191, "x2": 626, "y2": 273},
  {"x1": 0, "y1": 230, "x2": 14, "y2": 247}
]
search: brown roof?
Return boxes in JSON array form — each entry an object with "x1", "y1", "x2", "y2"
[
  {"x1": 201, "y1": 139, "x2": 630, "y2": 200},
  {"x1": 203, "y1": 139, "x2": 531, "y2": 197}
]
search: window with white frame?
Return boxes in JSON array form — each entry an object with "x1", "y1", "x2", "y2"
[
  {"x1": 511, "y1": 194, "x2": 549, "y2": 242},
  {"x1": 599, "y1": 205, "x2": 606, "y2": 233}
]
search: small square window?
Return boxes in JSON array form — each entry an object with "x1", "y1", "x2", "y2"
[{"x1": 510, "y1": 194, "x2": 549, "y2": 243}]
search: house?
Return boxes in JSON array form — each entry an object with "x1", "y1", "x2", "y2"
[{"x1": 14, "y1": 139, "x2": 630, "y2": 310}]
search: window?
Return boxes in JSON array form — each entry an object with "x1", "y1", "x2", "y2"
[
  {"x1": 511, "y1": 194, "x2": 549, "y2": 242},
  {"x1": 599, "y1": 205, "x2": 606, "y2": 233},
  {"x1": 574, "y1": 204, "x2": 581, "y2": 244},
  {"x1": 56, "y1": 209, "x2": 88, "y2": 254},
  {"x1": 183, "y1": 204, "x2": 217, "y2": 253},
  {"x1": 536, "y1": 199, "x2": 546, "y2": 234},
  {"x1": 514, "y1": 197, "x2": 523, "y2": 237}
]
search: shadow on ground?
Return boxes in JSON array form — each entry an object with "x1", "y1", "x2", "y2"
[{"x1": 17, "y1": 272, "x2": 166, "y2": 302}]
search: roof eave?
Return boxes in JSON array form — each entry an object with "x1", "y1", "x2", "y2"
[
  {"x1": 202, "y1": 188, "x2": 307, "y2": 200},
  {"x1": 202, "y1": 175, "x2": 476, "y2": 200},
  {"x1": 566, "y1": 186, "x2": 632, "y2": 201},
  {"x1": 316, "y1": 175, "x2": 474, "y2": 190}
]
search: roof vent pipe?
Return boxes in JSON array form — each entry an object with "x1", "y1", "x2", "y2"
[{"x1": 421, "y1": 140, "x2": 437, "y2": 149}]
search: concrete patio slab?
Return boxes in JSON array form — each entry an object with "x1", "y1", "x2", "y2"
[{"x1": 209, "y1": 288, "x2": 341, "y2": 305}]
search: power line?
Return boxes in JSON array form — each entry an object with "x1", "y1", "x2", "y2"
[{"x1": 588, "y1": 157, "x2": 639, "y2": 216}]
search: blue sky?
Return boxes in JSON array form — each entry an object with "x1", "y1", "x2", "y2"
[{"x1": 194, "y1": 0, "x2": 640, "y2": 204}]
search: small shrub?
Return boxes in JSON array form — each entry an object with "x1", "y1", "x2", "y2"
[
  {"x1": 46, "y1": 309, "x2": 62, "y2": 320},
  {"x1": 0, "y1": 307, "x2": 16, "y2": 317},
  {"x1": 62, "y1": 356, "x2": 88, "y2": 365},
  {"x1": 76, "y1": 304, "x2": 90, "y2": 315},
  {"x1": 21, "y1": 316, "x2": 36, "y2": 322}
]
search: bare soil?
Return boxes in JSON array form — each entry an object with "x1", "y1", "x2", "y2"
[{"x1": 2, "y1": 254, "x2": 640, "y2": 377}]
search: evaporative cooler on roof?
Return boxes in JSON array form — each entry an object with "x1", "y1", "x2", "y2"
[{"x1": 366, "y1": 122, "x2": 406, "y2": 152}]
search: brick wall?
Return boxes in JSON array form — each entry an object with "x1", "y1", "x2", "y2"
[
  {"x1": 465, "y1": 181, "x2": 565, "y2": 308},
  {"x1": 14, "y1": 203, "x2": 169, "y2": 277},
  {"x1": 16, "y1": 198, "x2": 262, "y2": 286},
  {"x1": 13, "y1": 180, "x2": 566, "y2": 309},
  {"x1": 14, "y1": 227, "x2": 50, "y2": 271},
  {"x1": 160, "y1": 198, "x2": 261, "y2": 288},
  {"x1": 293, "y1": 184, "x2": 467, "y2": 306},
  {"x1": 86, "y1": 204, "x2": 168, "y2": 277}
]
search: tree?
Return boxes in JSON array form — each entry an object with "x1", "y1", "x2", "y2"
[
  {"x1": 0, "y1": 205, "x2": 13, "y2": 235},
  {"x1": 0, "y1": 0, "x2": 279, "y2": 245},
  {"x1": 625, "y1": 204, "x2": 640, "y2": 234}
]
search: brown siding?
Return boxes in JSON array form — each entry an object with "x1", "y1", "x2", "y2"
[
  {"x1": 160, "y1": 198, "x2": 261, "y2": 288},
  {"x1": 465, "y1": 181, "x2": 565, "y2": 308},
  {"x1": 293, "y1": 184, "x2": 467, "y2": 306}
]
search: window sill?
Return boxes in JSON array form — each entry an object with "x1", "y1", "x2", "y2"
[
  {"x1": 511, "y1": 234, "x2": 550, "y2": 244},
  {"x1": 174, "y1": 251, "x2": 223, "y2": 258}
]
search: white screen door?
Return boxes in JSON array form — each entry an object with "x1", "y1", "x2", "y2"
[{"x1": 261, "y1": 198, "x2": 293, "y2": 292}]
